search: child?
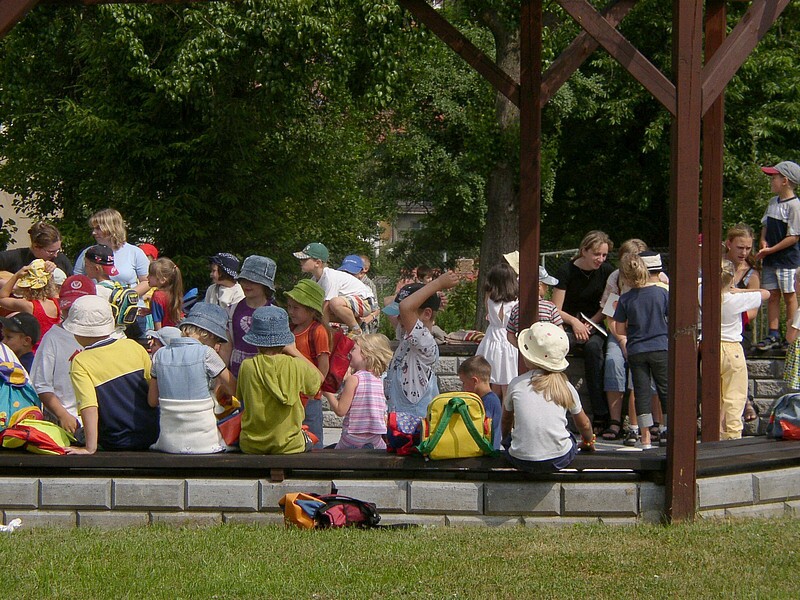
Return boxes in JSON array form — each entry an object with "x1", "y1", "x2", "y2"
[
  {"x1": 237, "y1": 306, "x2": 323, "y2": 454},
  {"x1": 148, "y1": 303, "x2": 234, "y2": 454},
  {"x1": 145, "y1": 327, "x2": 183, "y2": 354},
  {"x1": 718, "y1": 260, "x2": 769, "y2": 439},
  {"x1": 63, "y1": 295, "x2": 158, "y2": 454},
  {"x1": 613, "y1": 253, "x2": 669, "y2": 449},
  {"x1": 204, "y1": 253, "x2": 245, "y2": 309},
  {"x1": 505, "y1": 265, "x2": 563, "y2": 349},
  {"x1": 755, "y1": 161, "x2": 800, "y2": 350},
  {"x1": 221, "y1": 255, "x2": 276, "y2": 378},
  {"x1": 82, "y1": 244, "x2": 118, "y2": 300},
  {"x1": 458, "y1": 355, "x2": 502, "y2": 450},
  {"x1": 31, "y1": 275, "x2": 95, "y2": 435},
  {"x1": 148, "y1": 257, "x2": 184, "y2": 329},
  {"x1": 328, "y1": 333, "x2": 393, "y2": 449},
  {"x1": 293, "y1": 242, "x2": 376, "y2": 335},
  {"x1": 475, "y1": 263, "x2": 519, "y2": 399},
  {"x1": 285, "y1": 278, "x2": 330, "y2": 447},
  {"x1": 138, "y1": 243, "x2": 159, "y2": 262},
  {"x1": 384, "y1": 271, "x2": 460, "y2": 419},
  {"x1": 502, "y1": 322, "x2": 595, "y2": 472},
  {"x1": 0, "y1": 312, "x2": 40, "y2": 372},
  {"x1": 0, "y1": 259, "x2": 60, "y2": 346},
  {"x1": 351, "y1": 254, "x2": 381, "y2": 333}
]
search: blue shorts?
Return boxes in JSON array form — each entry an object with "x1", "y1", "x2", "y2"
[{"x1": 762, "y1": 266, "x2": 796, "y2": 293}]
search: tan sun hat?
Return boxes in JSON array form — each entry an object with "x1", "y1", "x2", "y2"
[
  {"x1": 502, "y1": 251, "x2": 519, "y2": 275},
  {"x1": 518, "y1": 322, "x2": 569, "y2": 372}
]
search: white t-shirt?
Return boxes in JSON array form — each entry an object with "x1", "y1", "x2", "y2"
[
  {"x1": 30, "y1": 324, "x2": 84, "y2": 423},
  {"x1": 315, "y1": 267, "x2": 374, "y2": 301},
  {"x1": 721, "y1": 291, "x2": 764, "y2": 342},
  {"x1": 75, "y1": 242, "x2": 149, "y2": 288},
  {"x1": 204, "y1": 283, "x2": 245, "y2": 310},
  {"x1": 504, "y1": 370, "x2": 582, "y2": 462}
]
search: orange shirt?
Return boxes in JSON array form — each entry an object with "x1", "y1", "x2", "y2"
[{"x1": 292, "y1": 321, "x2": 330, "y2": 401}]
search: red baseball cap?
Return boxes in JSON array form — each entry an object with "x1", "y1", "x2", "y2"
[
  {"x1": 59, "y1": 275, "x2": 97, "y2": 308},
  {"x1": 138, "y1": 243, "x2": 159, "y2": 260}
]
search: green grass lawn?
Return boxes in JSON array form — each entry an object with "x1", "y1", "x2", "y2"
[{"x1": 1, "y1": 519, "x2": 797, "y2": 598}]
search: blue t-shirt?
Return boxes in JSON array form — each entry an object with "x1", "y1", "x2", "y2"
[
  {"x1": 481, "y1": 391, "x2": 502, "y2": 450},
  {"x1": 75, "y1": 242, "x2": 150, "y2": 288},
  {"x1": 613, "y1": 285, "x2": 669, "y2": 356}
]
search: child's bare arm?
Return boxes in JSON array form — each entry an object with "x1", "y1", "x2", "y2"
[
  {"x1": 327, "y1": 374, "x2": 358, "y2": 417},
  {"x1": 574, "y1": 410, "x2": 595, "y2": 451},
  {"x1": 147, "y1": 378, "x2": 160, "y2": 408},
  {"x1": 399, "y1": 271, "x2": 459, "y2": 333},
  {"x1": 501, "y1": 407, "x2": 514, "y2": 439},
  {"x1": 39, "y1": 392, "x2": 79, "y2": 434},
  {"x1": 65, "y1": 407, "x2": 98, "y2": 454},
  {"x1": 283, "y1": 343, "x2": 324, "y2": 384}
]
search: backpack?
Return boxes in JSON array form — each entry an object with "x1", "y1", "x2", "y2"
[
  {"x1": 108, "y1": 284, "x2": 140, "y2": 326},
  {"x1": 386, "y1": 412, "x2": 422, "y2": 455},
  {"x1": 417, "y1": 392, "x2": 498, "y2": 460},
  {"x1": 308, "y1": 322, "x2": 355, "y2": 393},
  {"x1": 279, "y1": 492, "x2": 381, "y2": 529},
  {"x1": 0, "y1": 347, "x2": 41, "y2": 431},
  {"x1": 767, "y1": 393, "x2": 800, "y2": 440},
  {"x1": 0, "y1": 407, "x2": 76, "y2": 455}
]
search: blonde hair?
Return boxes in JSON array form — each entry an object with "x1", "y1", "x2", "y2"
[
  {"x1": 355, "y1": 334, "x2": 393, "y2": 377},
  {"x1": 89, "y1": 209, "x2": 127, "y2": 250},
  {"x1": 621, "y1": 254, "x2": 648, "y2": 289},
  {"x1": 149, "y1": 258, "x2": 184, "y2": 325},
  {"x1": 617, "y1": 238, "x2": 648, "y2": 289},
  {"x1": 22, "y1": 278, "x2": 58, "y2": 301},
  {"x1": 574, "y1": 230, "x2": 614, "y2": 259},
  {"x1": 725, "y1": 223, "x2": 757, "y2": 269},
  {"x1": 721, "y1": 258, "x2": 736, "y2": 293},
  {"x1": 530, "y1": 371, "x2": 574, "y2": 409},
  {"x1": 180, "y1": 323, "x2": 225, "y2": 345}
]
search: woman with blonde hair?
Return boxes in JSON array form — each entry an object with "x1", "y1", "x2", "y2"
[{"x1": 74, "y1": 208, "x2": 150, "y2": 294}]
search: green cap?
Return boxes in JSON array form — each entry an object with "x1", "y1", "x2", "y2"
[
  {"x1": 292, "y1": 242, "x2": 329, "y2": 263},
  {"x1": 285, "y1": 278, "x2": 325, "y2": 314}
]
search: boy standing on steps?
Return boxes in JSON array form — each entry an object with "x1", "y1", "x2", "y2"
[{"x1": 755, "y1": 161, "x2": 800, "y2": 350}]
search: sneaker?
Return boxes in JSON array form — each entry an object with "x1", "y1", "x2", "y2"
[
  {"x1": 639, "y1": 443, "x2": 653, "y2": 450},
  {"x1": 657, "y1": 430, "x2": 668, "y2": 446},
  {"x1": 623, "y1": 429, "x2": 639, "y2": 447},
  {"x1": 755, "y1": 335, "x2": 780, "y2": 351}
]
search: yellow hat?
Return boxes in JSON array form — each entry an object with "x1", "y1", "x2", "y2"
[{"x1": 16, "y1": 259, "x2": 51, "y2": 290}]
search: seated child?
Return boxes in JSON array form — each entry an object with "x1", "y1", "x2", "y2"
[
  {"x1": 293, "y1": 242, "x2": 376, "y2": 335},
  {"x1": 237, "y1": 306, "x2": 323, "y2": 454},
  {"x1": 506, "y1": 265, "x2": 563, "y2": 348},
  {"x1": 327, "y1": 334, "x2": 393, "y2": 449},
  {"x1": 63, "y1": 295, "x2": 158, "y2": 454},
  {"x1": 0, "y1": 312, "x2": 40, "y2": 373},
  {"x1": 204, "y1": 253, "x2": 245, "y2": 309},
  {"x1": 0, "y1": 259, "x2": 60, "y2": 347},
  {"x1": 502, "y1": 322, "x2": 595, "y2": 473},
  {"x1": 458, "y1": 355, "x2": 502, "y2": 450},
  {"x1": 83, "y1": 244, "x2": 118, "y2": 301},
  {"x1": 148, "y1": 303, "x2": 234, "y2": 454}
]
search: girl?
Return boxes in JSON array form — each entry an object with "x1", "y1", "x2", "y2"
[
  {"x1": 328, "y1": 333, "x2": 393, "y2": 450},
  {"x1": 148, "y1": 302, "x2": 235, "y2": 454},
  {"x1": 0, "y1": 259, "x2": 60, "y2": 346},
  {"x1": 612, "y1": 253, "x2": 669, "y2": 449},
  {"x1": 502, "y1": 322, "x2": 595, "y2": 472},
  {"x1": 285, "y1": 278, "x2": 331, "y2": 447},
  {"x1": 720, "y1": 259, "x2": 769, "y2": 439},
  {"x1": 204, "y1": 253, "x2": 245, "y2": 310},
  {"x1": 148, "y1": 257, "x2": 184, "y2": 329},
  {"x1": 475, "y1": 263, "x2": 519, "y2": 399}
]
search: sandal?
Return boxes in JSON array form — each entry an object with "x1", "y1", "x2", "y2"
[
  {"x1": 755, "y1": 335, "x2": 780, "y2": 351},
  {"x1": 649, "y1": 422, "x2": 660, "y2": 439},
  {"x1": 601, "y1": 419, "x2": 623, "y2": 440},
  {"x1": 592, "y1": 419, "x2": 607, "y2": 436},
  {"x1": 743, "y1": 399, "x2": 758, "y2": 422}
]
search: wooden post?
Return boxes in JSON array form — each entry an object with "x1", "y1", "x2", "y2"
[
  {"x1": 0, "y1": 0, "x2": 40, "y2": 38},
  {"x1": 666, "y1": 0, "x2": 703, "y2": 522}
]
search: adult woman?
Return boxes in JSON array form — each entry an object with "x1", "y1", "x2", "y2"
[
  {"x1": 724, "y1": 223, "x2": 761, "y2": 422},
  {"x1": 552, "y1": 230, "x2": 615, "y2": 433},
  {"x1": 74, "y1": 209, "x2": 150, "y2": 294},
  {"x1": 0, "y1": 222, "x2": 73, "y2": 276}
]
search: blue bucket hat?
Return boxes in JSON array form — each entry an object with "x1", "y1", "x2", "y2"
[
  {"x1": 180, "y1": 302, "x2": 229, "y2": 342},
  {"x1": 242, "y1": 306, "x2": 295, "y2": 348},
  {"x1": 145, "y1": 326, "x2": 183, "y2": 346},
  {"x1": 210, "y1": 253, "x2": 241, "y2": 279},
  {"x1": 238, "y1": 255, "x2": 277, "y2": 291},
  {"x1": 338, "y1": 255, "x2": 364, "y2": 275}
]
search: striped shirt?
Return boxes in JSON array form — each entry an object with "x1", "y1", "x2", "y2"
[
  {"x1": 342, "y1": 370, "x2": 387, "y2": 436},
  {"x1": 506, "y1": 300, "x2": 563, "y2": 337}
]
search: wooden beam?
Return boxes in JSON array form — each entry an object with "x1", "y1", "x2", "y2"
[
  {"x1": 0, "y1": 0, "x2": 41, "y2": 38},
  {"x1": 397, "y1": 0, "x2": 520, "y2": 107},
  {"x1": 541, "y1": 0, "x2": 637, "y2": 107},
  {"x1": 556, "y1": 0, "x2": 676, "y2": 116},
  {"x1": 666, "y1": 0, "x2": 702, "y2": 523},
  {"x1": 702, "y1": 0, "x2": 791, "y2": 116},
  {"x1": 700, "y1": 0, "x2": 726, "y2": 443}
]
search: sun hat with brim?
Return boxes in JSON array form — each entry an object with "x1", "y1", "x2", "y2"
[
  {"x1": 285, "y1": 279, "x2": 325, "y2": 315},
  {"x1": 293, "y1": 242, "x2": 329, "y2": 263},
  {"x1": 338, "y1": 255, "x2": 364, "y2": 275},
  {"x1": 210, "y1": 253, "x2": 241, "y2": 279},
  {"x1": 59, "y1": 275, "x2": 97, "y2": 308},
  {"x1": 503, "y1": 251, "x2": 520, "y2": 275},
  {"x1": 242, "y1": 305, "x2": 295, "y2": 348},
  {"x1": 146, "y1": 326, "x2": 183, "y2": 346},
  {"x1": 518, "y1": 322, "x2": 569, "y2": 373},
  {"x1": 237, "y1": 255, "x2": 277, "y2": 291},
  {"x1": 382, "y1": 282, "x2": 441, "y2": 316},
  {"x1": 62, "y1": 295, "x2": 115, "y2": 338},
  {"x1": 539, "y1": 265, "x2": 558, "y2": 286},
  {"x1": 639, "y1": 251, "x2": 663, "y2": 272},
  {"x1": 179, "y1": 302, "x2": 229, "y2": 342},
  {"x1": 16, "y1": 259, "x2": 50, "y2": 290},
  {"x1": 0, "y1": 312, "x2": 41, "y2": 345},
  {"x1": 761, "y1": 161, "x2": 800, "y2": 186}
]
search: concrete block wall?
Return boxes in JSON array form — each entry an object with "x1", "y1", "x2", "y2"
[{"x1": 697, "y1": 467, "x2": 800, "y2": 519}]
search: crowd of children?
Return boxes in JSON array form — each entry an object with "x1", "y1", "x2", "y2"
[{"x1": 0, "y1": 160, "x2": 797, "y2": 464}]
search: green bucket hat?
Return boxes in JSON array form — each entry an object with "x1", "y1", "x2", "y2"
[{"x1": 285, "y1": 279, "x2": 325, "y2": 314}]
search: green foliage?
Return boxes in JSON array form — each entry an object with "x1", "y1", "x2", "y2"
[{"x1": 435, "y1": 278, "x2": 478, "y2": 332}]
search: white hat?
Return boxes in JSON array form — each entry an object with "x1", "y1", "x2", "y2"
[
  {"x1": 62, "y1": 295, "x2": 115, "y2": 338},
  {"x1": 518, "y1": 322, "x2": 569, "y2": 372},
  {"x1": 503, "y1": 251, "x2": 519, "y2": 275}
]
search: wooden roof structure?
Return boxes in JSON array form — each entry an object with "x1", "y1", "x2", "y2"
[{"x1": 0, "y1": 0, "x2": 793, "y2": 521}]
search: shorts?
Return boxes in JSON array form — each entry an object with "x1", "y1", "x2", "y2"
[
  {"x1": 761, "y1": 266, "x2": 797, "y2": 293},
  {"x1": 345, "y1": 295, "x2": 379, "y2": 319}
]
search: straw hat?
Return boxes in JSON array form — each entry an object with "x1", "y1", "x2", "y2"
[{"x1": 518, "y1": 322, "x2": 569, "y2": 372}]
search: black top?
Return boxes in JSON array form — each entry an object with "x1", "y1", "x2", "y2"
[
  {"x1": 0, "y1": 247, "x2": 74, "y2": 276},
  {"x1": 555, "y1": 260, "x2": 615, "y2": 319}
]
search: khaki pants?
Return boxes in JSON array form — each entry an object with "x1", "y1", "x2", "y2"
[{"x1": 720, "y1": 341, "x2": 748, "y2": 440}]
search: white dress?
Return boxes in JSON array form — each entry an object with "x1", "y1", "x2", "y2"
[{"x1": 476, "y1": 298, "x2": 519, "y2": 385}]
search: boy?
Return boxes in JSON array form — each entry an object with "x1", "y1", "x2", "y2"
[
  {"x1": 82, "y1": 244, "x2": 118, "y2": 301},
  {"x1": 384, "y1": 271, "x2": 459, "y2": 418},
  {"x1": 506, "y1": 265, "x2": 563, "y2": 348},
  {"x1": 0, "y1": 311, "x2": 40, "y2": 372},
  {"x1": 755, "y1": 161, "x2": 800, "y2": 350},
  {"x1": 458, "y1": 355, "x2": 502, "y2": 450},
  {"x1": 237, "y1": 305, "x2": 323, "y2": 454},
  {"x1": 293, "y1": 242, "x2": 376, "y2": 335},
  {"x1": 63, "y1": 295, "x2": 157, "y2": 454},
  {"x1": 348, "y1": 254, "x2": 381, "y2": 333}
]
